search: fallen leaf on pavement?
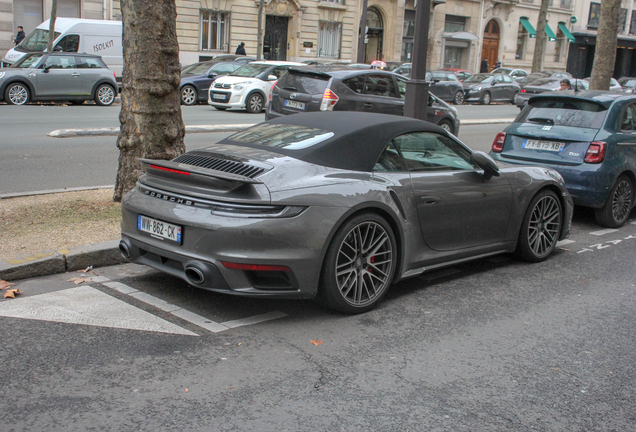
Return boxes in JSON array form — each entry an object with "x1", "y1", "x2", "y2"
[
  {"x1": 310, "y1": 340, "x2": 324, "y2": 346},
  {"x1": 4, "y1": 289, "x2": 21, "y2": 299},
  {"x1": 68, "y1": 277, "x2": 92, "y2": 284},
  {"x1": 0, "y1": 280, "x2": 16, "y2": 290}
]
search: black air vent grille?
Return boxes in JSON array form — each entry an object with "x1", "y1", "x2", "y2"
[
  {"x1": 173, "y1": 153, "x2": 266, "y2": 178},
  {"x1": 214, "y1": 83, "x2": 232, "y2": 89}
]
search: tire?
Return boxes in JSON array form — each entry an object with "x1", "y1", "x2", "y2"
[
  {"x1": 180, "y1": 85, "x2": 197, "y2": 105},
  {"x1": 214, "y1": 107, "x2": 227, "y2": 111},
  {"x1": 511, "y1": 92, "x2": 518, "y2": 104},
  {"x1": 438, "y1": 119, "x2": 454, "y2": 135},
  {"x1": 94, "y1": 84, "x2": 115, "y2": 106},
  {"x1": 594, "y1": 175, "x2": 634, "y2": 228},
  {"x1": 245, "y1": 93, "x2": 264, "y2": 113},
  {"x1": 318, "y1": 212, "x2": 397, "y2": 314},
  {"x1": 480, "y1": 91, "x2": 491, "y2": 105},
  {"x1": 515, "y1": 189, "x2": 562, "y2": 263},
  {"x1": 5, "y1": 82, "x2": 29, "y2": 105},
  {"x1": 453, "y1": 90, "x2": 464, "y2": 105}
]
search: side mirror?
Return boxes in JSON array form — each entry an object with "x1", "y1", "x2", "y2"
[
  {"x1": 53, "y1": 45, "x2": 63, "y2": 52},
  {"x1": 471, "y1": 151, "x2": 500, "y2": 179},
  {"x1": 267, "y1": 74, "x2": 277, "y2": 81},
  {"x1": 428, "y1": 96, "x2": 434, "y2": 106},
  {"x1": 43, "y1": 64, "x2": 51, "y2": 72},
  {"x1": 433, "y1": 79, "x2": 441, "y2": 84},
  {"x1": 207, "y1": 71, "x2": 218, "y2": 78}
]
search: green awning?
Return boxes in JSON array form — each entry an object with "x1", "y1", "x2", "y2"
[
  {"x1": 558, "y1": 22, "x2": 576, "y2": 43},
  {"x1": 520, "y1": 17, "x2": 536, "y2": 39},
  {"x1": 545, "y1": 23, "x2": 557, "y2": 42}
]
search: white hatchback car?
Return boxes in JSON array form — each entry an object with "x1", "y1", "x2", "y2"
[{"x1": 208, "y1": 61, "x2": 304, "y2": 113}]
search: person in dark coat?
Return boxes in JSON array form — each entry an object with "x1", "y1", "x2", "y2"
[
  {"x1": 495, "y1": 59, "x2": 501, "y2": 68},
  {"x1": 12, "y1": 26, "x2": 25, "y2": 45},
  {"x1": 480, "y1": 58, "x2": 488, "y2": 73},
  {"x1": 235, "y1": 42, "x2": 246, "y2": 55}
]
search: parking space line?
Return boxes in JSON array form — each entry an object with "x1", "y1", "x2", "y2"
[
  {"x1": 103, "y1": 281, "x2": 138, "y2": 294},
  {"x1": 171, "y1": 309, "x2": 230, "y2": 333},
  {"x1": 129, "y1": 291, "x2": 182, "y2": 312},
  {"x1": 557, "y1": 239, "x2": 576, "y2": 246},
  {"x1": 590, "y1": 229, "x2": 620, "y2": 236},
  {"x1": 221, "y1": 311, "x2": 288, "y2": 328}
]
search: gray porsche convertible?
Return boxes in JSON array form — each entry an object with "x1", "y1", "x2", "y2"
[{"x1": 120, "y1": 112, "x2": 573, "y2": 313}]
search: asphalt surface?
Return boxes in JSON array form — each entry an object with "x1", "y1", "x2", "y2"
[{"x1": 1, "y1": 209, "x2": 635, "y2": 431}]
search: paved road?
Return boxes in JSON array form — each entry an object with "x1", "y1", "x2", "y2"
[
  {"x1": 0, "y1": 104, "x2": 515, "y2": 195},
  {"x1": 1, "y1": 209, "x2": 635, "y2": 430}
]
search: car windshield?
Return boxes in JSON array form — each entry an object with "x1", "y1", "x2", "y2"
[
  {"x1": 182, "y1": 62, "x2": 213, "y2": 75},
  {"x1": 16, "y1": 29, "x2": 61, "y2": 52},
  {"x1": 11, "y1": 54, "x2": 44, "y2": 68},
  {"x1": 465, "y1": 74, "x2": 492, "y2": 83},
  {"x1": 518, "y1": 99, "x2": 608, "y2": 129},
  {"x1": 493, "y1": 68, "x2": 511, "y2": 74},
  {"x1": 227, "y1": 124, "x2": 334, "y2": 150},
  {"x1": 529, "y1": 78, "x2": 561, "y2": 88},
  {"x1": 231, "y1": 63, "x2": 271, "y2": 77}
]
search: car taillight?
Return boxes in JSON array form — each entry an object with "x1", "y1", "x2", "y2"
[
  {"x1": 269, "y1": 81, "x2": 277, "y2": 102},
  {"x1": 320, "y1": 89, "x2": 339, "y2": 111},
  {"x1": 491, "y1": 132, "x2": 506, "y2": 153},
  {"x1": 520, "y1": 89, "x2": 526, "y2": 93},
  {"x1": 584, "y1": 141, "x2": 606, "y2": 163},
  {"x1": 113, "y1": 71, "x2": 116, "y2": 80}
]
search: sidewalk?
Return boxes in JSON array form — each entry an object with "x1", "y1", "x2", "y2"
[{"x1": 1, "y1": 117, "x2": 515, "y2": 282}]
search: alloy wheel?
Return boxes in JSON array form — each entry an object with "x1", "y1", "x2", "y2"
[
  {"x1": 8, "y1": 84, "x2": 28, "y2": 105},
  {"x1": 335, "y1": 221, "x2": 393, "y2": 307},
  {"x1": 611, "y1": 179, "x2": 633, "y2": 224},
  {"x1": 181, "y1": 86, "x2": 196, "y2": 105},
  {"x1": 454, "y1": 91, "x2": 464, "y2": 105},
  {"x1": 248, "y1": 94, "x2": 263, "y2": 113},
  {"x1": 97, "y1": 85, "x2": 115, "y2": 105},
  {"x1": 527, "y1": 195, "x2": 561, "y2": 258}
]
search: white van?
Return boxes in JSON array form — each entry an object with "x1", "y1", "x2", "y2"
[{"x1": 3, "y1": 18, "x2": 122, "y2": 83}]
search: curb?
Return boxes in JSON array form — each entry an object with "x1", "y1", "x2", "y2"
[
  {"x1": 0, "y1": 240, "x2": 125, "y2": 282},
  {"x1": 47, "y1": 119, "x2": 516, "y2": 138}
]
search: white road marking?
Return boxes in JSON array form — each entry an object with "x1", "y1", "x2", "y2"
[
  {"x1": 557, "y1": 239, "x2": 576, "y2": 246},
  {"x1": 104, "y1": 281, "x2": 138, "y2": 294},
  {"x1": 0, "y1": 286, "x2": 197, "y2": 336},
  {"x1": 129, "y1": 291, "x2": 182, "y2": 312},
  {"x1": 171, "y1": 309, "x2": 229, "y2": 333},
  {"x1": 222, "y1": 311, "x2": 288, "y2": 328},
  {"x1": 590, "y1": 229, "x2": 619, "y2": 236}
]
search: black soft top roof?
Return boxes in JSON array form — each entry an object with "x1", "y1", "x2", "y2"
[{"x1": 219, "y1": 112, "x2": 447, "y2": 171}]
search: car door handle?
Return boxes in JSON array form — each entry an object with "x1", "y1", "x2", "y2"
[
  {"x1": 419, "y1": 196, "x2": 441, "y2": 205},
  {"x1": 71, "y1": 73, "x2": 80, "y2": 77},
  {"x1": 363, "y1": 103, "x2": 374, "y2": 109}
]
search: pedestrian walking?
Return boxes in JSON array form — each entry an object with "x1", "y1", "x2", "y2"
[
  {"x1": 12, "y1": 26, "x2": 25, "y2": 45},
  {"x1": 480, "y1": 58, "x2": 488, "y2": 73},
  {"x1": 495, "y1": 59, "x2": 501, "y2": 68},
  {"x1": 235, "y1": 42, "x2": 246, "y2": 55}
]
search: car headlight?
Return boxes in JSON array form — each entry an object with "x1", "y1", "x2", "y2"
[
  {"x1": 0, "y1": 72, "x2": 5, "y2": 79},
  {"x1": 233, "y1": 81, "x2": 252, "y2": 90},
  {"x1": 472, "y1": 86, "x2": 482, "y2": 91},
  {"x1": 450, "y1": 106, "x2": 458, "y2": 115}
]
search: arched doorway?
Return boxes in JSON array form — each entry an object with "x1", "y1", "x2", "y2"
[
  {"x1": 365, "y1": 8, "x2": 384, "y2": 62},
  {"x1": 481, "y1": 20, "x2": 500, "y2": 71}
]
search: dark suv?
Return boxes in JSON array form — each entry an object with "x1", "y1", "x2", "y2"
[{"x1": 266, "y1": 65, "x2": 461, "y2": 135}]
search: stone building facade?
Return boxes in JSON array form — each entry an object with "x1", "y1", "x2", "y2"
[{"x1": 2, "y1": 0, "x2": 577, "y2": 73}]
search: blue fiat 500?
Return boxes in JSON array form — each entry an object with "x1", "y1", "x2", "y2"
[{"x1": 490, "y1": 91, "x2": 636, "y2": 227}]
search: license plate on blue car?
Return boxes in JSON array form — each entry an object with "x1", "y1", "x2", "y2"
[{"x1": 523, "y1": 139, "x2": 565, "y2": 152}]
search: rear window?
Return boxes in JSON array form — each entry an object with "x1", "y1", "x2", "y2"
[
  {"x1": 518, "y1": 99, "x2": 608, "y2": 129},
  {"x1": 277, "y1": 71, "x2": 329, "y2": 95},
  {"x1": 227, "y1": 124, "x2": 334, "y2": 150}
]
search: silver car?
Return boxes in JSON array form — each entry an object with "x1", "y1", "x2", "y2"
[
  {"x1": 0, "y1": 52, "x2": 117, "y2": 106},
  {"x1": 119, "y1": 112, "x2": 573, "y2": 313}
]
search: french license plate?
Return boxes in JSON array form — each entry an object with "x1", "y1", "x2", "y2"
[
  {"x1": 212, "y1": 93, "x2": 226, "y2": 100},
  {"x1": 522, "y1": 139, "x2": 565, "y2": 152},
  {"x1": 284, "y1": 99, "x2": 305, "y2": 109},
  {"x1": 138, "y1": 215, "x2": 182, "y2": 243}
]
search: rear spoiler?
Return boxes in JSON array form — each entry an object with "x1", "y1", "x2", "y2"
[{"x1": 138, "y1": 158, "x2": 264, "y2": 184}]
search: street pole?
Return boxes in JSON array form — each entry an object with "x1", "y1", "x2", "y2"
[
  {"x1": 256, "y1": 0, "x2": 264, "y2": 61},
  {"x1": 404, "y1": 0, "x2": 431, "y2": 120},
  {"x1": 357, "y1": 0, "x2": 368, "y2": 63}
]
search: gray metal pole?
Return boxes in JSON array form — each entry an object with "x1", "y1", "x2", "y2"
[
  {"x1": 256, "y1": 0, "x2": 264, "y2": 61},
  {"x1": 357, "y1": 0, "x2": 368, "y2": 64},
  {"x1": 404, "y1": 0, "x2": 431, "y2": 120}
]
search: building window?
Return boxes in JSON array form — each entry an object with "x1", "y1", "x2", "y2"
[
  {"x1": 444, "y1": 15, "x2": 466, "y2": 32},
  {"x1": 619, "y1": 8, "x2": 628, "y2": 33},
  {"x1": 516, "y1": 22, "x2": 526, "y2": 60},
  {"x1": 318, "y1": 21, "x2": 342, "y2": 59},
  {"x1": 560, "y1": 0, "x2": 572, "y2": 8},
  {"x1": 588, "y1": 2, "x2": 601, "y2": 28},
  {"x1": 521, "y1": 0, "x2": 533, "y2": 3},
  {"x1": 320, "y1": 0, "x2": 345, "y2": 4},
  {"x1": 200, "y1": 10, "x2": 230, "y2": 52},
  {"x1": 402, "y1": 9, "x2": 415, "y2": 62},
  {"x1": 630, "y1": 10, "x2": 636, "y2": 35}
]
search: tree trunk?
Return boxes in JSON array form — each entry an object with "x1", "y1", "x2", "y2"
[
  {"x1": 113, "y1": 0, "x2": 186, "y2": 202},
  {"x1": 47, "y1": 0, "x2": 57, "y2": 53},
  {"x1": 589, "y1": 0, "x2": 621, "y2": 90},
  {"x1": 531, "y1": 0, "x2": 550, "y2": 73}
]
